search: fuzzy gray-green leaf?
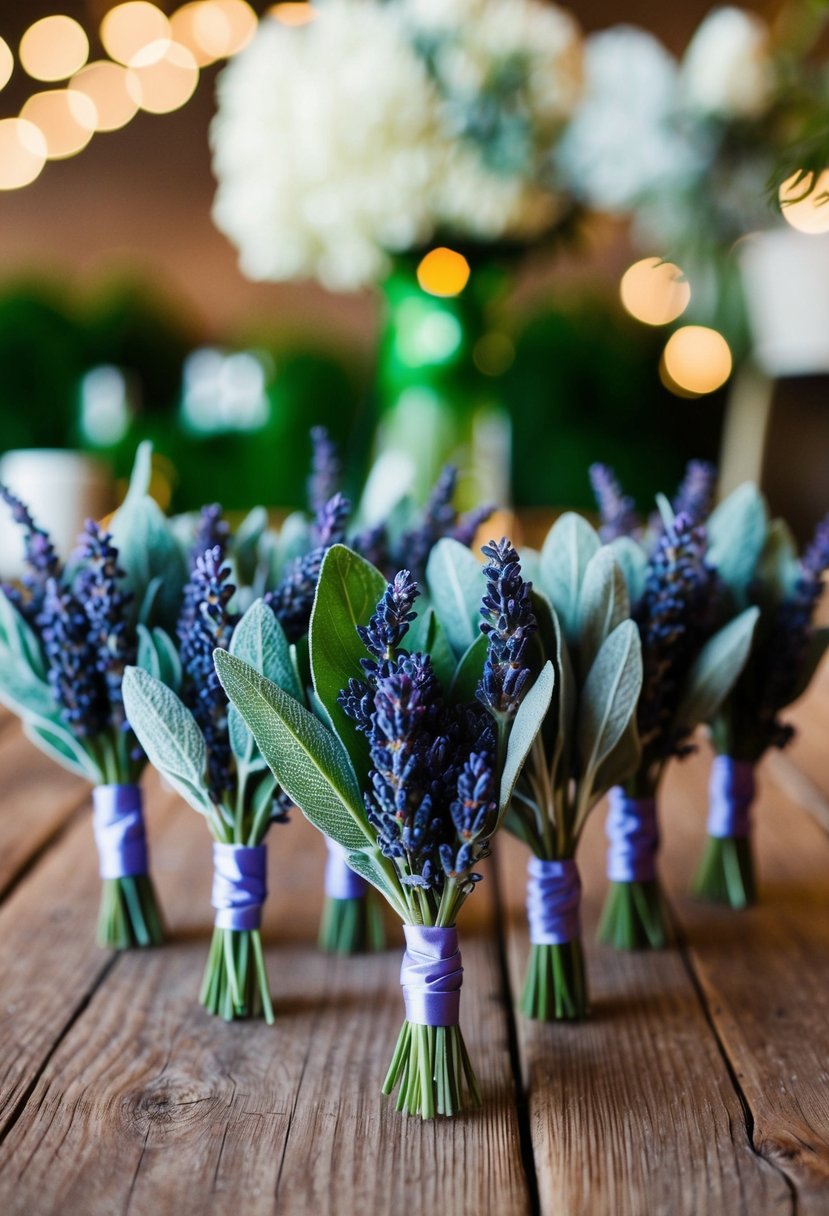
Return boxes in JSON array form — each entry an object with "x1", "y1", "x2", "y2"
[
  {"x1": 577, "y1": 620, "x2": 643, "y2": 786},
  {"x1": 707, "y1": 483, "x2": 768, "y2": 605},
  {"x1": 426, "y1": 538, "x2": 483, "y2": 659},
  {"x1": 578, "y1": 547, "x2": 630, "y2": 677},
  {"x1": 675, "y1": 606, "x2": 760, "y2": 733},
  {"x1": 539, "y1": 513, "x2": 601, "y2": 645},
  {"x1": 499, "y1": 661, "x2": 555, "y2": 815},
  {"x1": 214, "y1": 650, "x2": 370, "y2": 852}
]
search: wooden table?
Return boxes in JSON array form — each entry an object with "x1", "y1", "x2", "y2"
[{"x1": 0, "y1": 671, "x2": 827, "y2": 1216}]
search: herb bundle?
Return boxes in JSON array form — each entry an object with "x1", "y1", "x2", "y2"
[
  {"x1": 0, "y1": 444, "x2": 184, "y2": 949},
  {"x1": 215, "y1": 541, "x2": 553, "y2": 1118},
  {"x1": 595, "y1": 508, "x2": 759, "y2": 950},
  {"x1": 693, "y1": 484, "x2": 829, "y2": 907},
  {"x1": 123, "y1": 540, "x2": 297, "y2": 1022},
  {"x1": 508, "y1": 515, "x2": 643, "y2": 1020}
]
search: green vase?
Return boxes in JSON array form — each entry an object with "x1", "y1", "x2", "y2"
[{"x1": 375, "y1": 254, "x2": 512, "y2": 509}]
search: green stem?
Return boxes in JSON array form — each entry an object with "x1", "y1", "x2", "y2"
[{"x1": 692, "y1": 835, "x2": 756, "y2": 908}]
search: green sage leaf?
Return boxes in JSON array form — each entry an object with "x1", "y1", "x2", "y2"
[{"x1": 425, "y1": 538, "x2": 483, "y2": 659}]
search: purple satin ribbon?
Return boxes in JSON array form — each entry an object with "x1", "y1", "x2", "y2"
[
  {"x1": 92, "y1": 784, "x2": 148, "y2": 880},
  {"x1": 526, "y1": 857, "x2": 581, "y2": 945},
  {"x1": 212, "y1": 842, "x2": 268, "y2": 931},
  {"x1": 400, "y1": 925, "x2": 463, "y2": 1027},
  {"x1": 606, "y1": 787, "x2": 659, "y2": 883},
  {"x1": 707, "y1": 756, "x2": 755, "y2": 839},
  {"x1": 324, "y1": 838, "x2": 367, "y2": 901}
]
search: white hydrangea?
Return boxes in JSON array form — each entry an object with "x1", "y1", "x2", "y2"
[
  {"x1": 680, "y1": 7, "x2": 773, "y2": 119},
  {"x1": 557, "y1": 26, "x2": 690, "y2": 213},
  {"x1": 212, "y1": 0, "x2": 583, "y2": 288},
  {"x1": 403, "y1": 0, "x2": 583, "y2": 239},
  {"x1": 211, "y1": 3, "x2": 443, "y2": 292}
]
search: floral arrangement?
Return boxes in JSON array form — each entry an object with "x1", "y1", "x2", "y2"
[
  {"x1": 693, "y1": 484, "x2": 829, "y2": 906},
  {"x1": 560, "y1": 5, "x2": 829, "y2": 338},
  {"x1": 588, "y1": 464, "x2": 759, "y2": 949},
  {"x1": 215, "y1": 539, "x2": 554, "y2": 1116},
  {"x1": 508, "y1": 516, "x2": 642, "y2": 1020},
  {"x1": 0, "y1": 443, "x2": 186, "y2": 948},
  {"x1": 211, "y1": 0, "x2": 583, "y2": 291}
]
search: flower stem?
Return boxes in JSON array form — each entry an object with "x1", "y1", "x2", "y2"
[
  {"x1": 692, "y1": 835, "x2": 756, "y2": 908},
  {"x1": 200, "y1": 927, "x2": 275, "y2": 1022},
  {"x1": 382, "y1": 1020, "x2": 481, "y2": 1119},
  {"x1": 96, "y1": 875, "x2": 165, "y2": 950},
  {"x1": 317, "y1": 892, "x2": 386, "y2": 954},
  {"x1": 597, "y1": 879, "x2": 669, "y2": 950},
  {"x1": 520, "y1": 940, "x2": 589, "y2": 1021}
]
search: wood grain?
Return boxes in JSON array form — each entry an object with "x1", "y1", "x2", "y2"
[
  {"x1": 0, "y1": 726, "x2": 88, "y2": 897},
  {"x1": 501, "y1": 817, "x2": 791, "y2": 1216},
  {"x1": 0, "y1": 777, "x2": 531, "y2": 1216},
  {"x1": 658, "y1": 748, "x2": 829, "y2": 1214}
]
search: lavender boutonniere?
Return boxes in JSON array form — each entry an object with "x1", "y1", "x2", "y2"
[
  {"x1": 0, "y1": 444, "x2": 186, "y2": 948},
  {"x1": 214, "y1": 540, "x2": 553, "y2": 1117},
  {"x1": 504, "y1": 517, "x2": 643, "y2": 1020},
  {"x1": 693, "y1": 485, "x2": 829, "y2": 907},
  {"x1": 123, "y1": 533, "x2": 301, "y2": 1022},
  {"x1": 596, "y1": 507, "x2": 758, "y2": 949}
]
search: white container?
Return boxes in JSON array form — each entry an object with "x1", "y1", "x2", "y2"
[
  {"x1": 739, "y1": 228, "x2": 829, "y2": 377},
  {"x1": 0, "y1": 449, "x2": 113, "y2": 578}
]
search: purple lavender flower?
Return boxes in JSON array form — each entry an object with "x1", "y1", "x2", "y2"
[
  {"x1": 357, "y1": 569, "x2": 419, "y2": 663},
  {"x1": 634, "y1": 512, "x2": 716, "y2": 764},
  {"x1": 267, "y1": 493, "x2": 351, "y2": 641},
  {"x1": 756, "y1": 511, "x2": 829, "y2": 747},
  {"x1": 38, "y1": 578, "x2": 108, "y2": 738},
  {"x1": 399, "y1": 465, "x2": 459, "y2": 582},
  {"x1": 477, "y1": 538, "x2": 537, "y2": 719},
  {"x1": 439, "y1": 751, "x2": 496, "y2": 881},
  {"x1": 74, "y1": 521, "x2": 135, "y2": 731},
  {"x1": 350, "y1": 523, "x2": 388, "y2": 572},
  {"x1": 589, "y1": 463, "x2": 641, "y2": 542},
  {"x1": 307, "y1": 426, "x2": 343, "y2": 516},
  {"x1": 451, "y1": 503, "x2": 496, "y2": 549},
  {"x1": 672, "y1": 461, "x2": 717, "y2": 526},
  {"x1": 0, "y1": 484, "x2": 62, "y2": 622},
  {"x1": 192, "y1": 504, "x2": 230, "y2": 563},
  {"x1": 177, "y1": 545, "x2": 238, "y2": 801}
]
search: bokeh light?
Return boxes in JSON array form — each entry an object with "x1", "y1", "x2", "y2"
[
  {"x1": 21, "y1": 89, "x2": 96, "y2": 160},
  {"x1": 127, "y1": 42, "x2": 199, "y2": 114},
  {"x1": 473, "y1": 333, "x2": 515, "y2": 377},
  {"x1": 779, "y1": 170, "x2": 829, "y2": 236},
  {"x1": 0, "y1": 118, "x2": 47, "y2": 189},
  {"x1": 269, "y1": 3, "x2": 318, "y2": 26},
  {"x1": 19, "y1": 16, "x2": 89, "y2": 82},
  {"x1": 661, "y1": 326, "x2": 732, "y2": 396},
  {"x1": 101, "y1": 2, "x2": 171, "y2": 67},
  {"x1": 620, "y1": 257, "x2": 690, "y2": 326},
  {"x1": 69, "y1": 61, "x2": 139, "y2": 132},
  {"x1": 0, "y1": 38, "x2": 14, "y2": 91},
  {"x1": 417, "y1": 248, "x2": 471, "y2": 297}
]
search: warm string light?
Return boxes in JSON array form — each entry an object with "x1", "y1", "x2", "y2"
[
  {"x1": 661, "y1": 325, "x2": 732, "y2": 397},
  {"x1": 269, "y1": 2, "x2": 318, "y2": 25},
  {"x1": 620, "y1": 257, "x2": 690, "y2": 326},
  {"x1": 417, "y1": 248, "x2": 471, "y2": 297},
  {"x1": 779, "y1": 170, "x2": 829, "y2": 236},
  {"x1": 1, "y1": 0, "x2": 270, "y2": 188}
]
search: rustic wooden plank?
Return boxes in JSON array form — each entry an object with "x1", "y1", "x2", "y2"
[
  {"x1": 501, "y1": 814, "x2": 792, "y2": 1216},
  {"x1": 0, "y1": 726, "x2": 88, "y2": 899},
  {"x1": 0, "y1": 785, "x2": 531, "y2": 1216},
  {"x1": 658, "y1": 747, "x2": 829, "y2": 1214}
]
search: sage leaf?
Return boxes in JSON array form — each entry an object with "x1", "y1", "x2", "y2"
[
  {"x1": 214, "y1": 650, "x2": 371, "y2": 851},
  {"x1": 122, "y1": 666, "x2": 213, "y2": 816},
  {"x1": 577, "y1": 620, "x2": 643, "y2": 787},
  {"x1": 499, "y1": 660, "x2": 555, "y2": 815},
  {"x1": 578, "y1": 547, "x2": 630, "y2": 677},
  {"x1": 426, "y1": 538, "x2": 483, "y2": 659},
  {"x1": 707, "y1": 483, "x2": 768, "y2": 605},
  {"x1": 610, "y1": 536, "x2": 649, "y2": 607},
  {"x1": 448, "y1": 633, "x2": 488, "y2": 704},
  {"x1": 539, "y1": 513, "x2": 600, "y2": 645},
  {"x1": 309, "y1": 544, "x2": 386, "y2": 785},
  {"x1": 674, "y1": 606, "x2": 760, "y2": 733}
]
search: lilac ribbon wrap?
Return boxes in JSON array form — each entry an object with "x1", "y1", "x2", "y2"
[
  {"x1": 92, "y1": 784, "x2": 148, "y2": 880},
  {"x1": 324, "y1": 838, "x2": 367, "y2": 901},
  {"x1": 707, "y1": 756, "x2": 755, "y2": 839},
  {"x1": 401, "y1": 925, "x2": 463, "y2": 1027},
  {"x1": 212, "y1": 842, "x2": 268, "y2": 931},
  {"x1": 526, "y1": 857, "x2": 582, "y2": 945},
  {"x1": 606, "y1": 787, "x2": 659, "y2": 883}
]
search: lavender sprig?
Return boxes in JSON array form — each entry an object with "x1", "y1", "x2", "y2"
[
  {"x1": 477, "y1": 538, "x2": 537, "y2": 720},
  {"x1": 307, "y1": 426, "x2": 343, "y2": 516},
  {"x1": 38, "y1": 578, "x2": 108, "y2": 739},
  {"x1": 672, "y1": 460, "x2": 717, "y2": 526},
  {"x1": 357, "y1": 569, "x2": 419, "y2": 663},
  {"x1": 439, "y1": 751, "x2": 496, "y2": 881},
  {"x1": 0, "y1": 484, "x2": 62, "y2": 622},
  {"x1": 192, "y1": 504, "x2": 230, "y2": 563},
  {"x1": 75, "y1": 521, "x2": 136, "y2": 733},
  {"x1": 267, "y1": 492, "x2": 351, "y2": 641},
  {"x1": 589, "y1": 463, "x2": 641, "y2": 542},
  {"x1": 635, "y1": 512, "x2": 716, "y2": 766},
  {"x1": 178, "y1": 544, "x2": 238, "y2": 801}
]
